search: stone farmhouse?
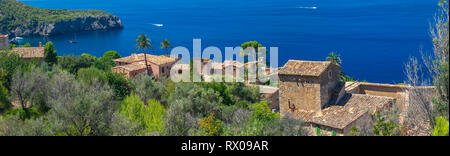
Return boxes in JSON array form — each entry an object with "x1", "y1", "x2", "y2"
[
  {"x1": 112, "y1": 53, "x2": 180, "y2": 79},
  {"x1": 278, "y1": 60, "x2": 401, "y2": 136},
  {"x1": 0, "y1": 34, "x2": 45, "y2": 63}
]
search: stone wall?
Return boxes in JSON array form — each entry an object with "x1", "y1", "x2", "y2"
[
  {"x1": 279, "y1": 75, "x2": 322, "y2": 117},
  {"x1": 0, "y1": 35, "x2": 8, "y2": 49},
  {"x1": 319, "y1": 64, "x2": 341, "y2": 107},
  {"x1": 263, "y1": 90, "x2": 279, "y2": 110},
  {"x1": 357, "y1": 83, "x2": 408, "y2": 111}
]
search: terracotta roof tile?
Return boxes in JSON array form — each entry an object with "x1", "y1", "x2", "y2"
[
  {"x1": 279, "y1": 60, "x2": 339, "y2": 77},
  {"x1": 113, "y1": 62, "x2": 147, "y2": 72},
  {"x1": 114, "y1": 53, "x2": 178, "y2": 65},
  {"x1": 11, "y1": 47, "x2": 45, "y2": 58},
  {"x1": 299, "y1": 94, "x2": 394, "y2": 129}
]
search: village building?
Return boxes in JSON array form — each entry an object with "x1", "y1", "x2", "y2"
[
  {"x1": 278, "y1": 60, "x2": 398, "y2": 136},
  {"x1": 10, "y1": 46, "x2": 45, "y2": 63},
  {"x1": 258, "y1": 85, "x2": 280, "y2": 110},
  {"x1": 0, "y1": 36, "x2": 45, "y2": 63},
  {"x1": 112, "y1": 53, "x2": 179, "y2": 79},
  {"x1": 0, "y1": 34, "x2": 8, "y2": 49},
  {"x1": 192, "y1": 58, "x2": 212, "y2": 75}
]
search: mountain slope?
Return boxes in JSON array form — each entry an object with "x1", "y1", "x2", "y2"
[{"x1": 0, "y1": 0, "x2": 123, "y2": 37}]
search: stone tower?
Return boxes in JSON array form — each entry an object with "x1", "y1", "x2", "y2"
[
  {"x1": 278, "y1": 60, "x2": 342, "y2": 117},
  {"x1": 0, "y1": 34, "x2": 8, "y2": 49}
]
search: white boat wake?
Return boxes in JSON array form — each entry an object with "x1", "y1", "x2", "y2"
[{"x1": 296, "y1": 6, "x2": 317, "y2": 10}]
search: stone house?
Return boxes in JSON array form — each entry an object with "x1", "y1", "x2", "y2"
[
  {"x1": 113, "y1": 53, "x2": 179, "y2": 79},
  {"x1": 4, "y1": 42, "x2": 45, "y2": 64},
  {"x1": 111, "y1": 62, "x2": 148, "y2": 78},
  {"x1": 279, "y1": 60, "x2": 344, "y2": 115},
  {"x1": 259, "y1": 85, "x2": 280, "y2": 110},
  {"x1": 278, "y1": 60, "x2": 396, "y2": 136}
]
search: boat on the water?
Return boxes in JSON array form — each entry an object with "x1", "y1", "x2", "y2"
[
  {"x1": 69, "y1": 40, "x2": 78, "y2": 44},
  {"x1": 9, "y1": 38, "x2": 19, "y2": 45},
  {"x1": 14, "y1": 37, "x2": 23, "y2": 41}
]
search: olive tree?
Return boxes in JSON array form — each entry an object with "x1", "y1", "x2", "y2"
[
  {"x1": 131, "y1": 74, "x2": 166, "y2": 105},
  {"x1": 10, "y1": 66, "x2": 49, "y2": 116},
  {"x1": 46, "y1": 71, "x2": 117, "y2": 136}
]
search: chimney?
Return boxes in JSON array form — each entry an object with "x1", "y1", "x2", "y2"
[
  {"x1": 39, "y1": 42, "x2": 42, "y2": 47},
  {"x1": 0, "y1": 34, "x2": 8, "y2": 49}
]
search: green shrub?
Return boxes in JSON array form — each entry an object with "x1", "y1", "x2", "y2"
[
  {"x1": 249, "y1": 101, "x2": 279, "y2": 122},
  {"x1": 3, "y1": 108, "x2": 41, "y2": 120},
  {"x1": 199, "y1": 113, "x2": 224, "y2": 136},
  {"x1": 120, "y1": 93, "x2": 165, "y2": 134},
  {"x1": 432, "y1": 116, "x2": 449, "y2": 136}
]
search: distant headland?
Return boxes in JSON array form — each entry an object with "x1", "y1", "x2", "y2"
[{"x1": 0, "y1": 0, "x2": 123, "y2": 37}]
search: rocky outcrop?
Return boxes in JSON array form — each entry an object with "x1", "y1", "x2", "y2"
[{"x1": 7, "y1": 15, "x2": 123, "y2": 37}]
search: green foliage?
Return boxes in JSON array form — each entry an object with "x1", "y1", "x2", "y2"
[
  {"x1": 145, "y1": 99, "x2": 166, "y2": 133},
  {"x1": 3, "y1": 108, "x2": 40, "y2": 120},
  {"x1": 8, "y1": 44, "x2": 15, "y2": 50},
  {"x1": 0, "y1": 115, "x2": 52, "y2": 136},
  {"x1": 429, "y1": 0, "x2": 449, "y2": 124},
  {"x1": 102, "y1": 50, "x2": 121, "y2": 60},
  {"x1": 57, "y1": 55, "x2": 94, "y2": 74},
  {"x1": 106, "y1": 72, "x2": 129, "y2": 99},
  {"x1": 168, "y1": 83, "x2": 222, "y2": 118},
  {"x1": 326, "y1": 52, "x2": 342, "y2": 65},
  {"x1": 21, "y1": 43, "x2": 31, "y2": 47},
  {"x1": 432, "y1": 61, "x2": 449, "y2": 118},
  {"x1": 349, "y1": 126, "x2": 359, "y2": 136},
  {"x1": 11, "y1": 66, "x2": 49, "y2": 115},
  {"x1": 249, "y1": 101, "x2": 279, "y2": 122},
  {"x1": 77, "y1": 67, "x2": 107, "y2": 84},
  {"x1": 240, "y1": 41, "x2": 264, "y2": 57},
  {"x1": 94, "y1": 50, "x2": 121, "y2": 71},
  {"x1": 432, "y1": 116, "x2": 449, "y2": 136},
  {"x1": 46, "y1": 73, "x2": 116, "y2": 136},
  {"x1": 340, "y1": 71, "x2": 355, "y2": 82},
  {"x1": 373, "y1": 111, "x2": 399, "y2": 136},
  {"x1": 44, "y1": 41, "x2": 57, "y2": 66},
  {"x1": 241, "y1": 41, "x2": 262, "y2": 51},
  {"x1": 0, "y1": 0, "x2": 109, "y2": 32},
  {"x1": 120, "y1": 93, "x2": 166, "y2": 134},
  {"x1": 199, "y1": 81, "x2": 260, "y2": 106},
  {"x1": 315, "y1": 126, "x2": 321, "y2": 136},
  {"x1": 199, "y1": 113, "x2": 224, "y2": 136},
  {"x1": 0, "y1": 69, "x2": 10, "y2": 110},
  {"x1": 135, "y1": 34, "x2": 152, "y2": 76},
  {"x1": 0, "y1": 51, "x2": 25, "y2": 85},
  {"x1": 160, "y1": 38, "x2": 173, "y2": 56},
  {"x1": 235, "y1": 100, "x2": 249, "y2": 108},
  {"x1": 131, "y1": 74, "x2": 166, "y2": 105},
  {"x1": 81, "y1": 53, "x2": 96, "y2": 62}
]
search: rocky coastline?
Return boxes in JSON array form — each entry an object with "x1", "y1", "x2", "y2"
[{"x1": 4, "y1": 15, "x2": 123, "y2": 37}]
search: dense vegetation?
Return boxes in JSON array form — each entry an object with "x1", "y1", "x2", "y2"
[
  {"x1": 0, "y1": 0, "x2": 109, "y2": 33},
  {"x1": 0, "y1": 41, "x2": 305, "y2": 136}
]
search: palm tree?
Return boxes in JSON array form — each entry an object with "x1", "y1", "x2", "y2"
[
  {"x1": 136, "y1": 34, "x2": 153, "y2": 76},
  {"x1": 160, "y1": 38, "x2": 173, "y2": 56},
  {"x1": 326, "y1": 52, "x2": 342, "y2": 65}
]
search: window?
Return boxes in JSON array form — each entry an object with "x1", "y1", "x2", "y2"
[
  {"x1": 328, "y1": 71, "x2": 332, "y2": 79},
  {"x1": 162, "y1": 67, "x2": 165, "y2": 73}
]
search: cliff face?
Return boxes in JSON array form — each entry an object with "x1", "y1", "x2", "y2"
[{"x1": 8, "y1": 15, "x2": 123, "y2": 37}]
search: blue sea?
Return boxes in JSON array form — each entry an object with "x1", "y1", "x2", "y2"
[{"x1": 18, "y1": 0, "x2": 438, "y2": 83}]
